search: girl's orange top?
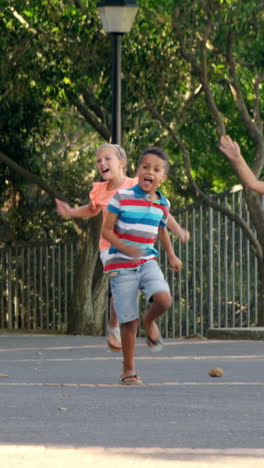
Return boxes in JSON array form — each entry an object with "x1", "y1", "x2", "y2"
[{"x1": 89, "y1": 176, "x2": 138, "y2": 250}]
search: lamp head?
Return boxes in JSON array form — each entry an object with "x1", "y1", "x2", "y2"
[{"x1": 98, "y1": 0, "x2": 139, "y2": 34}]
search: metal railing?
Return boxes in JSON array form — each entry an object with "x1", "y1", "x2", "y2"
[
  {"x1": 0, "y1": 188, "x2": 260, "y2": 336},
  {"x1": 0, "y1": 238, "x2": 78, "y2": 332},
  {"x1": 156, "y1": 188, "x2": 259, "y2": 337}
]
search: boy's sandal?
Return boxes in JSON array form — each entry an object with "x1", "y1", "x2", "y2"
[
  {"x1": 120, "y1": 375, "x2": 143, "y2": 386},
  {"x1": 146, "y1": 335, "x2": 163, "y2": 353}
]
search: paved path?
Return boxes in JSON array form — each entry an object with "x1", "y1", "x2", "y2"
[{"x1": 0, "y1": 334, "x2": 264, "y2": 467}]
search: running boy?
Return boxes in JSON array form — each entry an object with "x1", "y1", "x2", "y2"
[
  {"x1": 102, "y1": 147, "x2": 182, "y2": 385},
  {"x1": 56, "y1": 144, "x2": 189, "y2": 353},
  {"x1": 219, "y1": 135, "x2": 264, "y2": 193}
]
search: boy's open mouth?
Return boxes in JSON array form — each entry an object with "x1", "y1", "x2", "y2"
[
  {"x1": 102, "y1": 168, "x2": 110, "y2": 174},
  {"x1": 144, "y1": 177, "x2": 153, "y2": 185}
]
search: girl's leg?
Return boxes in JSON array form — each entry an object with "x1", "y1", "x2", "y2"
[
  {"x1": 100, "y1": 251, "x2": 122, "y2": 351},
  {"x1": 107, "y1": 297, "x2": 122, "y2": 352},
  {"x1": 108, "y1": 296, "x2": 119, "y2": 328},
  {"x1": 120, "y1": 318, "x2": 142, "y2": 384}
]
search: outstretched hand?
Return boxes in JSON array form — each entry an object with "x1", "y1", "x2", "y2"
[
  {"x1": 178, "y1": 228, "x2": 190, "y2": 243},
  {"x1": 55, "y1": 198, "x2": 71, "y2": 217},
  {"x1": 219, "y1": 135, "x2": 242, "y2": 161}
]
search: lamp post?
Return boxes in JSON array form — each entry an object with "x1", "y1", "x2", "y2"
[{"x1": 98, "y1": 0, "x2": 138, "y2": 145}]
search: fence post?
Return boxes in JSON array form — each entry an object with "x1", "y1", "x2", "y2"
[
  {"x1": 7, "y1": 246, "x2": 12, "y2": 328},
  {"x1": 208, "y1": 207, "x2": 214, "y2": 328}
]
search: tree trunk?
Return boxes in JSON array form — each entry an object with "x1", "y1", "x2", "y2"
[{"x1": 67, "y1": 214, "x2": 108, "y2": 335}]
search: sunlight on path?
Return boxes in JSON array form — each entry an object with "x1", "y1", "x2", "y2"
[{"x1": 1, "y1": 446, "x2": 264, "y2": 468}]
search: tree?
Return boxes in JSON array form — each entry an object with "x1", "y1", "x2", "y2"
[
  {"x1": 132, "y1": 0, "x2": 264, "y2": 323},
  {"x1": 0, "y1": 0, "x2": 110, "y2": 333},
  {"x1": 173, "y1": 0, "x2": 264, "y2": 324},
  {"x1": 1, "y1": 0, "x2": 264, "y2": 330}
]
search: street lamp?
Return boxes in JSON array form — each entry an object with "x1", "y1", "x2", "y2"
[{"x1": 98, "y1": 0, "x2": 138, "y2": 145}]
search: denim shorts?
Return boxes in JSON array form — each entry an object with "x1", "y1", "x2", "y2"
[{"x1": 109, "y1": 260, "x2": 170, "y2": 324}]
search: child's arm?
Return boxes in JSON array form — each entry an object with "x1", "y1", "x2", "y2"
[
  {"x1": 158, "y1": 226, "x2": 182, "y2": 272},
  {"x1": 102, "y1": 211, "x2": 142, "y2": 258},
  {"x1": 219, "y1": 135, "x2": 264, "y2": 194},
  {"x1": 167, "y1": 214, "x2": 190, "y2": 243},
  {"x1": 55, "y1": 198, "x2": 99, "y2": 218}
]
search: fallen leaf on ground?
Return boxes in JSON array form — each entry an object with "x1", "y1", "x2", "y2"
[{"x1": 208, "y1": 368, "x2": 224, "y2": 377}]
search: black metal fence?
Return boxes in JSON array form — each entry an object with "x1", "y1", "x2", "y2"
[
  {"x1": 0, "y1": 188, "x2": 260, "y2": 336},
  {"x1": 0, "y1": 238, "x2": 78, "y2": 332}
]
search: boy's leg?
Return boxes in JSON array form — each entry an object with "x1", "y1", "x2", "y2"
[
  {"x1": 140, "y1": 261, "x2": 172, "y2": 351},
  {"x1": 143, "y1": 291, "x2": 172, "y2": 343},
  {"x1": 109, "y1": 269, "x2": 142, "y2": 384},
  {"x1": 120, "y1": 318, "x2": 142, "y2": 385}
]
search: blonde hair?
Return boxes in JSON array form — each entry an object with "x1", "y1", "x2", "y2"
[{"x1": 96, "y1": 144, "x2": 127, "y2": 171}]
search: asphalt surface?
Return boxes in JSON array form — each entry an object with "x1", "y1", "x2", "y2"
[{"x1": 0, "y1": 334, "x2": 264, "y2": 467}]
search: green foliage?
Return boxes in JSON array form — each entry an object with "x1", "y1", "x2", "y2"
[
  {"x1": 1, "y1": 0, "x2": 264, "y2": 239},
  {"x1": 130, "y1": 0, "x2": 264, "y2": 199},
  {"x1": 0, "y1": 0, "x2": 106, "y2": 239}
]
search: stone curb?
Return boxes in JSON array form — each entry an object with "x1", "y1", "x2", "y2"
[{"x1": 207, "y1": 327, "x2": 264, "y2": 340}]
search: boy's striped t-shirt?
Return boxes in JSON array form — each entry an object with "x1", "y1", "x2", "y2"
[{"x1": 104, "y1": 184, "x2": 170, "y2": 272}]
